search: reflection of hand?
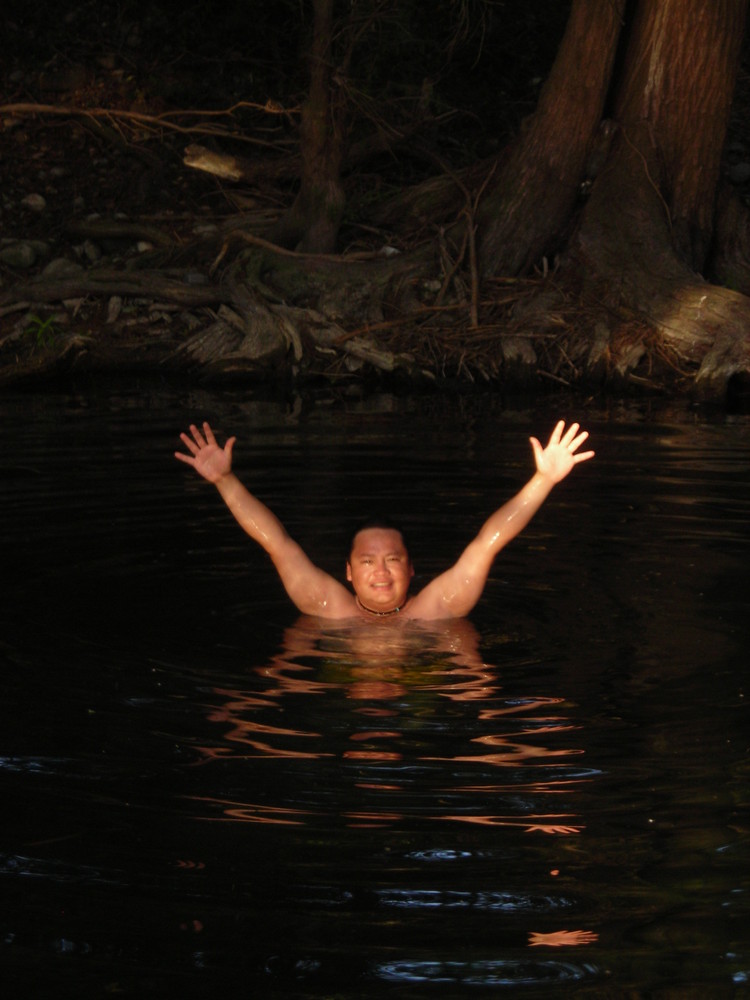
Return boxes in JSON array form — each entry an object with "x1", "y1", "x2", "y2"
[
  {"x1": 530, "y1": 420, "x2": 595, "y2": 484},
  {"x1": 175, "y1": 422, "x2": 236, "y2": 484},
  {"x1": 524, "y1": 824, "x2": 582, "y2": 834},
  {"x1": 529, "y1": 929, "x2": 599, "y2": 947}
]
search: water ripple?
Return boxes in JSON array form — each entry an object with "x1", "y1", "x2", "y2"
[
  {"x1": 375, "y1": 957, "x2": 601, "y2": 986},
  {"x1": 376, "y1": 888, "x2": 575, "y2": 913}
]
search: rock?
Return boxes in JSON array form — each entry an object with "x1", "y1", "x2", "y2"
[
  {"x1": 28, "y1": 240, "x2": 51, "y2": 259},
  {"x1": 193, "y1": 222, "x2": 219, "y2": 238},
  {"x1": 106, "y1": 297, "x2": 123, "y2": 324},
  {"x1": 42, "y1": 258, "x2": 85, "y2": 279},
  {"x1": 82, "y1": 240, "x2": 102, "y2": 263},
  {"x1": 0, "y1": 242, "x2": 37, "y2": 268},
  {"x1": 21, "y1": 193, "x2": 47, "y2": 213}
]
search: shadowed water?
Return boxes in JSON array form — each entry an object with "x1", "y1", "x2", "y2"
[{"x1": 1, "y1": 387, "x2": 748, "y2": 997}]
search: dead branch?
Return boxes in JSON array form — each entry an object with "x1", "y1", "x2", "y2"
[
  {"x1": 0, "y1": 102, "x2": 296, "y2": 149},
  {"x1": 0, "y1": 270, "x2": 229, "y2": 310},
  {"x1": 210, "y1": 230, "x2": 396, "y2": 275}
]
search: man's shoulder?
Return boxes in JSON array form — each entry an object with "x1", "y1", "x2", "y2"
[
  {"x1": 402, "y1": 587, "x2": 452, "y2": 621},
  {"x1": 315, "y1": 586, "x2": 358, "y2": 619}
]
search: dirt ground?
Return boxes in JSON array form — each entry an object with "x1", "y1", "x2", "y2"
[
  {"x1": 3, "y1": 20, "x2": 750, "y2": 399},
  {"x1": 0, "y1": 65, "x2": 293, "y2": 384}
]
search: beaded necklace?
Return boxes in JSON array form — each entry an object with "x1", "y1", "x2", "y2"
[{"x1": 355, "y1": 595, "x2": 405, "y2": 617}]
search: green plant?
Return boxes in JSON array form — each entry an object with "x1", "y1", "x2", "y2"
[{"x1": 25, "y1": 314, "x2": 58, "y2": 349}]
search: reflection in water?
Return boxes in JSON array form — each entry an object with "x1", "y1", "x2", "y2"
[
  {"x1": 184, "y1": 616, "x2": 602, "y2": 975},
  {"x1": 190, "y1": 616, "x2": 595, "y2": 840},
  {"x1": 375, "y1": 957, "x2": 599, "y2": 987},
  {"x1": 529, "y1": 929, "x2": 599, "y2": 947},
  {"x1": 3, "y1": 391, "x2": 749, "y2": 994}
]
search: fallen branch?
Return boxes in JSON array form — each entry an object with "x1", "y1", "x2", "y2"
[
  {"x1": 209, "y1": 230, "x2": 397, "y2": 276},
  {"x1": 0, "y1": 269, "x2": 229, "y2": 309},
  {"x1": 0, "y1": 101, "x2": 296, "y2": 148},
  {"x1": 65, "y1": 219, "x2": 178, "y2": 248}
]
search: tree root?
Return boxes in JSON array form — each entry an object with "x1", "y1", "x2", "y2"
[
  {"x1": 3, "y1": 216, "x2": 750, "y2": 400},
  {"x1": 0, "y1": 268, "x2": 230, "y2": 313}
]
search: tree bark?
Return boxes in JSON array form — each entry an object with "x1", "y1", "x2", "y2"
[
  {"x1": 268, "y1": 0, "x2": 346, "y2": 254},
  {"x1": 566, "y1": 0, "x2": 750, "y2": 394},
  {"x1": 611, "y1": 0, "x2": 747, "y2": 270},
  {"x1": 477, "y1": 0, "x2": 626, "y2": 277}
]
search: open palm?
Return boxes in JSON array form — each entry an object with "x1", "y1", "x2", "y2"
[
  {"x1": 175, "y1": 422, "x2": 235, "y2": 484},
  {"x1": 530, "y1": 420, "x2": 594, "y2": 484}
]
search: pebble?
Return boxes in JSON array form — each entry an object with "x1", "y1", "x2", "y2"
[
  {"x1": 0, "y1": 242, "x2": 37, "y2": 268},
  {"x1": 21, "y1": 193, "x2": 47, "y2": 212},
  {"x1": 42, "y1": 258, "x2": 85, "y2": 279},
  {"x1": 193, "y1": 222, "x2": 219, "y2": 237},
  {"x1": 82, "y1": 240, "x2": 102, "y2": 263},
  {"x1": 106, "y1": 296, "x2": 123, "y2": 324}
]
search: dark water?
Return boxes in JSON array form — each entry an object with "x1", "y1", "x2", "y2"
[{"x1": 1, "y1": 387, "x2": 749, "y2": 998}]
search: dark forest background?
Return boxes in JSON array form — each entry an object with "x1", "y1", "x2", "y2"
[{"x1": 3, "y1": 2, "x2": 750, "y2": 399}]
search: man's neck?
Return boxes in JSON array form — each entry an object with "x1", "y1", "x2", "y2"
[{"x1": 355, "y1": 595, "x2": 406, "y2": 617}]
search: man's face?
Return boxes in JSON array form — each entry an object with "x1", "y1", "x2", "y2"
[{"x1": 346, "y1": 528, "x2": 414, "y2": 611}]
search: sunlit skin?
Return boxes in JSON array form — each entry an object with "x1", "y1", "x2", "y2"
[
  {"x1": 346, "y1": 528, "x2": 414, "y2": 613},
  {"x1": 175, "y1": 419, "x2": 594, "y2": 620}
]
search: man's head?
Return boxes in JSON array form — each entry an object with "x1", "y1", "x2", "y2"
[{"x1": 346, "y1": 520, "x2": 414, "y2": 613}]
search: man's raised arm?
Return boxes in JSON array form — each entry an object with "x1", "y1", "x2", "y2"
[
  {"x1": 409, "y1": 421, "x2": 594, "y2": 620},
  {"x1": 175, "y1": 422, "x2": 354, "y2": 617}
]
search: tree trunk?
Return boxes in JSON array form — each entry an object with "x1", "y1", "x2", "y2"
[
  {"x1": 566, "y1": 0, "x2": 750, "y2": 394},
  {"x1": 268, "y1": 0, "x2": 346, "y2": 253},
  {"x1": 713, "y1": 184, "x2": 750, "y2": 297},
  {"x1": 610, "y1": 0, "x2": 746, "y2": 270},
  {"x1": 477, "y1": 0, "x2": 626, "y2": 277}
]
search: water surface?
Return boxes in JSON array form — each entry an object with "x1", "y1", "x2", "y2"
[{"x1": 1, "y1": 387, "x2": 748, "y2": 997}]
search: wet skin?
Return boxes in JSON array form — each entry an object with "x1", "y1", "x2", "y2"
[{"x1": 175, "y1": 419, "x2": 594, "y2": 621}]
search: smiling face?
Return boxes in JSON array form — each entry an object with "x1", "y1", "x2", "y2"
[{"x1": 346, "y1": 527, "x2": 414, "y2": 613}]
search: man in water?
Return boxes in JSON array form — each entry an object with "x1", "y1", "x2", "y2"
[{"x1": 175, "y1": 419, "x2": 594, "y2": 620}]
